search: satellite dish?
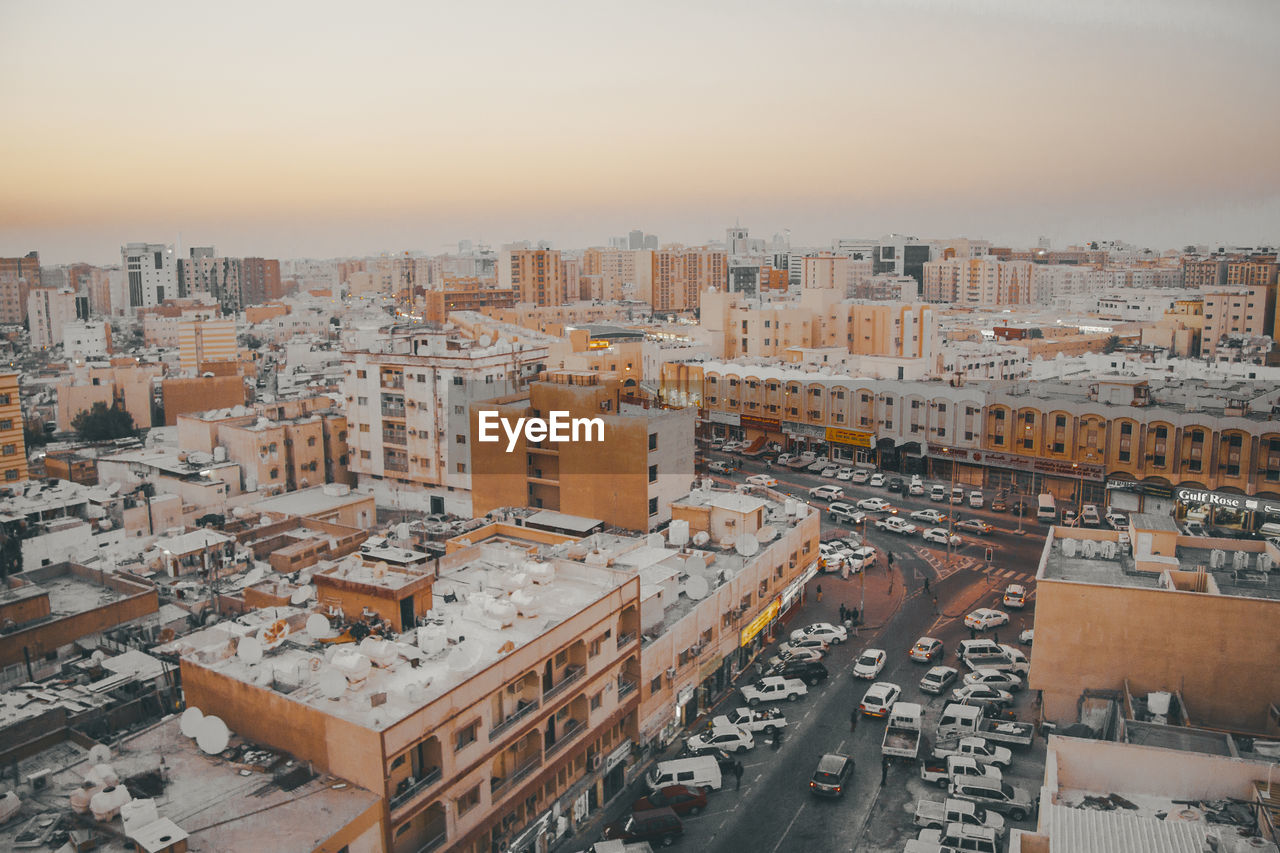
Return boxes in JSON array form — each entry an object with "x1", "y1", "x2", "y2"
[
  {"x1": 290, "y1": 585, "x2": 314, "y2": 605},
  {"x1": 685, "y1": 575, "x2": 710, "y2": 600},
  {"x1": 478, "y1": 334, "x2": 492, "y2": 347},
  {"x1": 196, "y1": 716, "x2": 230, "y2": 755},
  {"x1": 692, "y1": 531, "x2": 710, "y2": 547},
  {"x1": 317, "y1": 668, "x2": 347, "y2": 699},
  {"x1": 237, "y1": 636, "x2": 263, "y2": 663},
  {"x1": 735, "y1": 535, "x2": 760, "y2": 557},
  {"x1": 306, "y1": 613, "x2": 332, "y2": 638},
  {"x1": 756, "y1": 525, "x2": 779, "y2": 543},
  {"x1": 87, "y1": 744, "x2": 112, "y2": 764},
  {"x1": 179, "y1": 707, "x2": 204, "y2": 738}
]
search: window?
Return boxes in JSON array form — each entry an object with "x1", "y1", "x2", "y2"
[
  {"x1": 456, "y1": 434, "x2": 466, "y2": 444},
  {"x1": 1120, "y1": 422, "x2": 1132, "y2": 435},
  {"x1": 269, "y1": 467, "x2": 279, "y2": 478},
  {"x1": 648, "y1": 433, "x2": 658, "y2": 452},
  {"x1": 454, "y1": 405, "x2": 464, "y2": 414},
  {"x1": 651, "y1": 676, "x2": 663, "y2": 696},
  {"x1": 937, "y1": 403, "x2": 946, "y2": 413},
  {"x1": 456, "y1": 462, "x2": 466, "y2": 473},
  {"x1": 648, "y1": 464, "x2": 657, "y2": 483},
  {"x1": 356, "y1": 370, "x2": 366, "y2": 379},
  {"x1": 356, "y1": 396, "x2": 368, "y2": 406},
  {"x1": 994, "y1": 409, "x2": 1005, "y2": 420},
  {"x1": 590, "y1": 691, "x2": 603, "y2": 711},
  {"x1": 307, "y1": 436, "x2": 316, "y2": 446},
  {"x1": 360, "y1": 424, "x2": 369, "y2": 432},
  {"x1": 1, "y1": 445, "x2": 12, "y2": 456},
  {"x1": 0, "y1": 420, "x2": 10, "y2": 430},
  {"x1": 455, "y1": 720, "x2": 479, "y2": 751},
  {"x1": 648, "y1": 497, "x2": 658, "y2": 516},
  {"x1": 453, "y1": 376, "x2": 463, "y2": 386},
  {"x1": 456, "y1": 784, "x2": 480, "y2": 815},
  {"x1": 4, "y1": 469, "x2": 16, "y2": 481},
  {"x1": 360, "y1": 450, "x2": 371, "y2": 459}
]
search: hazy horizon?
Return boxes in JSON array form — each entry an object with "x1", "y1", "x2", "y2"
[{"x1": 4, "y1": 0, "x2": 1278, "y2": 266}]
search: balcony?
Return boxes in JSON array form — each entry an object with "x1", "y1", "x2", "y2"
[
  {"x1": 490, "y1": 698, "x2": 541, "y2": 738},
  {"x1": 415, "y1": 830, "x2": 448, "y2": 853},
  {"x1": 617, "y1": 631, "x2": 637, "y2": 649},
  {"x1": 544, "y1": 718, "x2": 584, "y2": 757},
  {"x1": 383, "y1": 430, "x2": 407, "y2": 446},
  {"x1": 543, "y1": 665, "x2": 584, "y2": 702},
  {"x1": 490, "y1": 754, "x2": 542, "y2": 797},
  {"x1": 382, "y1": 373, "x2": 405, "y2": 389},
  {"x1": 617, "y1": 677, "x2": 638, "y2": 698},
  {"x1": 389, "y1": 766, "x2": 443, "y2": 811}
]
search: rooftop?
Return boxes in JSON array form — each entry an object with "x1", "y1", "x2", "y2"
[
  {"x1": 44, "y1": 574, "x2": 128, "y2": 617},
  {"x1": 0, "y1": 716, "x2": 379, "y2": 853},
  {"x1": 1034, "y1": 795, "x2": 1209, "y2": 853},
  {"x1": 249, "y1": 483, "x2": 367, "y2": 519},
  {"x1": 154, "y1": 529, "x2": 233, "y2": 556}
]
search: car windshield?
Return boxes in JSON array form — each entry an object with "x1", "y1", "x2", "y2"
[
  {"x1": 858, "y1": 655, "x2": 877, "y2": 666},
  {"x1": 817, "y1": 755, "x2": 845, "y2": 773}
]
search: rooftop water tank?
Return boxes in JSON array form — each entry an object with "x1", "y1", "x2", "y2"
[{"x1": 90, "y1": 784, "x2": 132, "y2": 822}]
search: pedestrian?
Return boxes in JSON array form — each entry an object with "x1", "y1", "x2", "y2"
[
  {"x1": 923, "y1": 575, "x2": 930, "y2": 592},
  {"x1": 816, "y1": 584, "x2": 823, "y2": 602},
  {"x1": 733, "y1": 761, "x2": 743, "y2": 790},
  {"x1": 880, "y1": 755, "x2": 890, "y2": 784},
  {"x1": 970, "y1": 625, "x2": 977, "y2": 640},
  {"x1": 850, "y1": 709, "x2": 859, "y2": 732},
  {"x1": 994, "y1": 631, "x2": 1000, "y2": 644},
  {"x1": 839, "y1": 604, "x2": 847, "y2": 622},
  {"x1": 850, "y1": 606, "x2": 859, "y2": 624}
]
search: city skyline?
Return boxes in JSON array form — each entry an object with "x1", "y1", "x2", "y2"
[{"x1": 3, "y1": 0, "x2": 1279, "y2": 264}]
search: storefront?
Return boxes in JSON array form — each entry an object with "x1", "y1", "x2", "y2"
[
  {"x1": 927, "y1": 446, "x2": 1105, "y2": 502},
  {"x1": 782, "y1": 420, "x2": 828, "y2": 455},
  {"x1": 1106, "y1": 478, "x2": 1175, "y2": 515},
  {"x1": 707, "y1": 411, "x2": 741, "y2": 442},
  {"x1": 825, "y1": 426, "x2": 875, "y2": 465},
  {"x1": 601, "y1": 740, "x2": 632, "y2": 803},
  {"x1": 1173, "y1": 486, "x2": 1280, "y2": 535},
  {"x1": 742, "y1": 414, "x2": 782, "y2": 444}
]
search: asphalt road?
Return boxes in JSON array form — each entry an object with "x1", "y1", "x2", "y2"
[{"x1": 677, "y1": 452, "x2": 1048, "y2": 852}]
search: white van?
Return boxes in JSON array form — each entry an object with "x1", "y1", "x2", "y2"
[
  {"x1": 1258, "y1": 521, "x2": 1280, "y2": 538},
  {"x1": 1036, "y1": 493, "x2": 1056, "y2": 522},
  {"x1": 645, "y1": 755, "x2": 723, "y2": 792}
]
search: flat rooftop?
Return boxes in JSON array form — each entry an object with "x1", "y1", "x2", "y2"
[
  {"x1": 155, "y1": 529, "x2": 233, "y2": 556},
  {"x1": 1123, "y1": 720, "x2": 1236, "y2": 756},
  {"x1": 250, "y1": 484, "x2": 367, "y2": 518},
  {"x1": 0, "y1": 715, "x2": 379, "y2": 853},
  {"x1": 44, "y1": 574, "x2": 129, "y2": 616}
]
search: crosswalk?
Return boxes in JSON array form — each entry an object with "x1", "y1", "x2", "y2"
[{"x1": 910, "y1": 545, "x2": 1037, "y2": 599}]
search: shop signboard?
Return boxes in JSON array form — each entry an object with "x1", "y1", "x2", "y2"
[
  {"x1": 1175, "y1": 487, "x2": 1280, "y2": 517},
  {"x1": 708, "y1": 411, "x2": 740, "y2": 425},
  {"x1": 782, "y1": 420, "x2": 826, "y2": 439},
  {"x1": 825, "y1": 427, "x2": 874, "y2": 447},
  {"x1": 741, "y1": 415, "x2": 781, "y2": 431},
  {"x1": 739, "y1": 597, "x2": 781, "y2": 647},
  {"x1": 606, "y1": 740, "x2": 632, "y2": 772}
]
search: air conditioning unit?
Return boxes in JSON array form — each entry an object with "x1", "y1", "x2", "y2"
[
  {"x1": 666, "y1": 667, "x2": 677, "y2": 680},
  {"x1": 587, "y1": 754, "x2": 602, "y2": 771}
]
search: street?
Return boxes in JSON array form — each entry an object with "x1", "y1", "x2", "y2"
[{"x1": 577, "y1": 453, "x2": 1050, "y2": 852}]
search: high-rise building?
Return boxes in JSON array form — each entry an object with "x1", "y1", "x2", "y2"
[
  {"x1": 499, "y1": 248, "x2": 565, "y2": 306},
  {"x1": 27, "y1": 286, "x2": 79, "y2": 349},
  {"x1": 178, "y1": 251, "x2": 241, "y2": 311},
  {"x1": 873, "y1": 235, "x2": 932, "y2": 288},
  {"x1": 121, "y1": 242, "x2": 176, "y2": 309},
  {"x1": 241, "y1": 257, "x2": 282, "y2": 306},
  {"x1": 0, "y1": 251, "x2": 41, "y2": 324},
  {"x1": 0, "y1": 373, "x2": 27, "y2": 483},
  {"x1": 922, "y1": 257, "x2": 1034, "y2": 305},
  {"x1": 649, "y1": 246, "x2": 726, "y2": 312},
  {"x1": 178, "y1": 318, "x2": 238, "y2": 372}
]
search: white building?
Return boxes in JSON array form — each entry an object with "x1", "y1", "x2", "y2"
[
  {"x1": 121, "y1": 242, "x2": 177, "y2": 310},
  {"x1": 61, "y1": 319, "x2": 112, "y2": 360},
  {"x1": 27, "y1": 286, "x2": 79, "y2": 349}
]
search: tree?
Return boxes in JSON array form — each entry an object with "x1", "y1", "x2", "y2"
[
  {"x1": 1027, "y1": 328, "x2": 1044, "y2": 339},
  {"x1": 1102, "y1": 335, "x2": 1122, "y2": 354},
  {"x1": 23, "y1": 423, "x2": 49, "y2": 448},
  {"x1": 71, "y1": 402, "x2": 137, "y2": 442}
]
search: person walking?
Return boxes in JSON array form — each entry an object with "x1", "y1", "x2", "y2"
[
  {"x1": 816, "y1": 584, "x2": 823, "y2": 602},
  {"x1": 994, "y1": 631, "x2": 1000, "y2": 644},
  {"x1": 923, "y1": 575, "x2": 930, "y2": 593},
  {"x1": 880, "y1": 755, "x2": 890, "y2": 784},
  {"x1": 970, "y1": 625, "x2": 977, "y2": 640},
  {"x1": 838, "y1": 603, "x2": 847, "y2": 622},
  {"x1": 733, "y1": 761, "x2": 744, "y2": 790},
  {"x1": 850, "y1": 709, "x2": 859, "y2": 732}
]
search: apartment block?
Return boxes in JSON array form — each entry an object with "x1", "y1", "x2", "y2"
[
  {"x1": 581, "y1": 248, "x2": 652, "y2": 302},
  {"x1": 61, "y1": 319, "x2": 112, "y2": 360},
  {"x1": 649, "y1": 246, "x2": 726, "y2": 313},
  {"x1": 342, "y1": 322, "x2": 551, "y2": 514},
  {"x1": 0, "y1": 251, "x2": 40, "y2": 324},
  {"x1": 241, "y1": 256, "x2": 282, "y2": 305},
  {"x1": 1182, "y1": 256, "x2": 1227, "y2": 289},
  {"x1": 469, "y1": 371, "x2": 695, "y2": 532},
  {"x1": 178, "y1": 317, "x2": 238, "y2": 371},
  {"x1": 178, "y1": 253, "x2": 242, "y2": 310},
  {"x1": 1200, "y1": 286, "x2": 1270, "y2": 359},
  {"x1": 27, "y1": 286, "x2": 79, "y2": 349},
  {"x1": 0, "y1": 373, "x2": 26, "y2": 483},
  {"x1": 54, "y1": 359, "x2": 162, "y2": 431},
  {"x1": 922, "y1": 256, "x2": 1034, "y2": 305},
  {"x1": 423, "y1": 278, "x2": 517, "y2": 324},
  {"x1": 121, "y1": 242, "x2": 177, "y2": 309},
  {"x1": 499, "y1": 248, "x2": 565, "y2": 307},
  {"x1": 177, "y1": 540, "x2": 642, "y2": 853}
]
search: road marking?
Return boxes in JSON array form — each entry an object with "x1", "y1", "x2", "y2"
[
  {"x1": 837, "y1": 738, "x2": 847, "y2": 751},
  {"x1": 769, "y1": 803, "x2": 806, "y2": 853}
]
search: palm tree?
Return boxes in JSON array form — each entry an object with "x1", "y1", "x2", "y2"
[{"x1": 1102, "y1": 335, "x2": 1122, "y2": 354}]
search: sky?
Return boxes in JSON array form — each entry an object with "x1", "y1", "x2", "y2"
[{"x1": 2, "y1": 0, "x2": 1279, "y2": 265}]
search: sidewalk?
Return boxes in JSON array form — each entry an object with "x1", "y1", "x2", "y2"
[{"x1": 553, "y1": 564, "x2": 908, "y2": 851}]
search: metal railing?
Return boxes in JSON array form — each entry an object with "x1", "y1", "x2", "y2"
[
  {"x1": 617, "y1": 630, "x2": 637, "y2": 648},
  {"x1": 544, "y1": 719, "x2": 584, "y2": 757},
  {"x1": 490, "y1": 698, "x2": 541, "y2": 738},
  {"x1": 415, "y1": 828, "x2": 448, "y2": 853},
  {"x1": 542, "y1": 664, "x2": 584, "y2": 701},
  {"x1": 617, "y1": 678, "x2": 638, "y2": 698},
  {"x1": 490, "y1": 754, "x2": 542, "y2": 796},
  {"x1": 389, "y1": 766, "x2": 442, "y2": 811}
]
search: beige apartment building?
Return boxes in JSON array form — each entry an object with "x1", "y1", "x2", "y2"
[
  {"x1": 27, "y1": 286, "x2": 79, "y2": 350},
  {"x1": 178, "y1": 317, "x2": 238, "y2": 371},
  {"x1": 582, "y1": 248, "x2": 653, "y2": 302},
  {"x1": 0, "y1": 251, "x2": 40, "y2": 324},
  {"x1": 1030, "y1": 522, "x2": 1280, "y2": 736},
  {"x1": 54, "y1": 358, "x2": 163, "y2": 430},
  {"x1": 922, "y1": 256, "x2": 1034, "y2": 305},
  {"x1": 649, "y1": 246, "x2": 726, "y2": 313},
  {"x1": 0, "y1": 373, "x2": 27, "y2": 482},
  {"x1": 178, "y1": 538, "x2": 643, "y2": 853},
  {"x1": 499, "y1": 248, "x2": 565, "y2": 307},
  {"x1": 469, "y1": 371, "x2": 695, "y2": 532},
  {"x1": 1200, "y1": 286, "x2": 1271, "y2": 359}
]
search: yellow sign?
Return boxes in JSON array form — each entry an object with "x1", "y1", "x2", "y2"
[
  {"x1": 825, "y1": 427, "x2": 873, "y2": 448},
  {"x1": 740, "y1": 598, "x2": 781, "y2": 647}
]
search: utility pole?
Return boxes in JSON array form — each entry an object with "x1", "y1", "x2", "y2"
[
  {"x1": 946, "y1": 448, "x2": 958, "y2": 567},
  {"x1": 1015, "y1": 473, "x2": 1024, "y2": 534}
]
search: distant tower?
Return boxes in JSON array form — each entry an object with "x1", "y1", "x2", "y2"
[
  {"x1": 1038, "y1": 236, "x2": 1052, "y2": 250},
  {"x1": 726, "y1": 225, "x2": 750, "y2": 258},
  {"x1": 628, "y1": 229, "x2": 644, "y2": 250}
]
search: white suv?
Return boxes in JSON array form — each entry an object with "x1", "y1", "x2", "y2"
[{"x1": 809, "y1": 485, "x2": 844, "y2": 502}]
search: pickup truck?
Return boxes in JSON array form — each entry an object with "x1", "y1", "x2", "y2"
[
  {"x1": 874, "y1": 516, "x2": 918, "y2": 535},
  {"x1": 936, "y1": 703, "x2": 1035, "y2": 747},
  {"x1": 740, "y1": 676, "x2": 807, "y2": 707},
  {"x1": 711, "y1": 707, "x2": 787, "y2": 735},
  {"x1": 931, "y1": 736, "x2": 1012, "y2": 768},
  {"x1": 588, "y1": 842, "x2": 655, "y2": 853},
  {"x1": 919, "y1": 755, "x2": 1002, "y2": 789},
  {"x1": 918, "y1": 823, "x2": 1002, "y2": 853},
  {"x1": 882, "y1": 702, "x2": 923, "y2": 760},
  {"x1": 963, "y1": 645, "x2": 1031, "y2": 676},
  {"x1": 913, "y1": 797, "x2": 1006, "y2": 833}
]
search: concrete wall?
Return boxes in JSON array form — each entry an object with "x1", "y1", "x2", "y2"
[{"x1": 1048, "y1": 735, "x2": 1271, "y2": 801}]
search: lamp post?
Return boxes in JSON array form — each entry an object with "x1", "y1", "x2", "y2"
[
  {"x1": 1014, "y1": 473, "x2": 1024, "y2": 535},
  {"x1": 945, "y1": 447, "x2": 958, "y2": 567}
]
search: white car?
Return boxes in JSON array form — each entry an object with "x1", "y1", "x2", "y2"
[
  {"x1": 922, "y1": 527, "x2": 962, "y2": 547},
  {"x1": 852, "y1": 648, "x2": 887, "y2": 679},
  {"x1": 968, "y1": 490, "x2": 984, "y2": 508},
  {"x1": 869, "y1": 472, "x2": 887, "y2": 487},
  {"x1": 746, "y1": 474, "x2": 778, "y2": 487},
  {"x1": 1105, "y1": 510, "x2": 1129, "y2": 529},
  {"x1": 875, "y1": 516, "x2": 917, "y2": 535},
  {"x1": 963, "y1": 668, "x2": 1024, "y2": 693},
  {"x1": 721, "y1": 440, "x2": 743, "y2": 452},
  {"x1": 776, "y1": 453, "x2": 796, "y2": 465},
  {"x1": 963, "y1": 608, "x2": 1010, "y2": 631},
  {"x1": 713, "y1": 707, "x2": 787, "y2": 735},
  {"x1": 847, "y1": 546, "x2": 877, "y2": 571},
  {"x1": 809, "y1": 485, "x2": 844, "y2": 502},
  {"x1": 908, "y1": 476, "x2": 925, "y2": 496},
  {"x1": 835, "y1": 467, "x2": 855, "y2": 481},
  {"x1": 951, "y1": 683, "x2": 1013, "y2": 708},
  {"x1": 851, "y1": 469, "x2": 871, "y2": 484},
  {"x1": 780, "y1": 636, "x2": 830, "y2": 656},
  {"x1": 687, "y1": 725, "x2": 754, "y2": 754},
  {"x1": 858, "y1": 681, "x2": 902, "y2": 718},
  {"x1": 791, "y1": 622, "x2": 848, "y2": 645},
  {"x1": 1019, "y1": 628, "x2": 1034, "y2": 646},
  {"x1": 930, "y1": 485, "x2": 948, "y2": 502},
  {"x1": 857, "y1": 497, "x2": 894, "y2": 512},
  {"x1": 820, "y1": 465, "x2": 841, "y2": 478},
  {"x1": 1081, "y1": 504, "x2": 1102, "y2": 527},
  {"x1": 741, "y1": 676, "x2": 808, "y2": 706},
  {"x1": 807, "y1": 460, "x2": 829, "y2": 473},
  {"x1": 767, "y1": 646, "x2": 824, "y2": 668},
  {"x1": 911, "y1": 509, "x2": 948, "y2": 525},
  {"x1": 827, "y1": 502, "x2": 866, "y2": 525},
  {"x1": 1002, "y1": 584, "x2": 1027, "y2": 609}
]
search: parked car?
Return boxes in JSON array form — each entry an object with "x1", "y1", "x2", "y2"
[
  {"x1": 931, "y1": 736, "x2": 1013, "y2": 769},
  {"x1": 741, "y1": 676, "x2": 808, "y2": 706},
  {"x1": 950, "y1": 684, "x2": 1013, "y2": 710},
  {"x1": 910, "y1": 637, "x2": 944, "y2": 663},
  {"x1": 809, "y1": 484, "x2": 844, "y2": 502},
  {"x1": 909, "y1": 476, "x2": 925, "y2": 496},
  {"x1": 949, "y1": 778, "x2": 1036, "y2": 821},
  {"x1": 951, "y1": 486, "x2": 965, "y2": 505},
  {"x1": 791, "y1": 622, "x2": 847, "y2": 645},
  {"x1": 686, "y1": 725, "x2": 754, "y2": 754},
  {"x1": 708, "y1": 460, "x2": 737, "y2": 474},
  {"x1": 859, "y1": 681, "x2": 902, "y2": 718},
  {"x1": 869, "y1": 472, "x2": 887, "y2": 487},
  {"x1": 922, "y1": 527, "x2": 961, "y2": 546},
  {"x1": 919, "y1": 665, "x2": 960, "y2": 695},
  {"x1": 820, "y1": 465, "x2": 840, "y2": 478},
  {"x1": 875, "y1": 516, "x2": 917, "y2": 535},
  {"x1": 930, "y1": 484, "x2": 948, "y2": 502},
  {"x1": 852, "y1": 648, "x2": 887, "y2": 679},
  {"x1": 847, "y1": 546, "x2": 877, "y2": 572},
  {"x1": 775, "y1": 453, "x2": 796, "y2": 465},
  {"x1": 767, "y1": 646, "x2": 823, "y2": 668},
  {"x1": 807, "y1": 459, "x2": 830, "y2": 473},
  {"x1": 851, "y1": 469, "x2": 871, "y2": 484},
  {"x1": 809, "y1": 753, "x2": 854, "y2": 798},
  {"x1": 632, "y1": 785, "x2": 707, "y2": 816},
  {"x1": 778, "y1": 636, "x2": 830, "y2": 657},
  {"x1": 990, "y1": 494, "x2": 1007, "y2": 512},
  {"x1": 1018, "y1": 629, "x2": 1034, "y2": 646},
  {"x1": 887, "y1": 477, "x2": 905, "y2": 493},
  {"x1": 1081, "y1": 504, "x2": 1102, "y2": 527},
  {"x1": 911, "y1": 508, "x2": 948, "y2": 524},
  {"x1": 745, "y1": 474, "x2": 778, "y2": 487},
  {"x1": 964, "y1": 609, "x2": 1010, "y2": 631},
  {"x1": 602, "y1": 807, "x2": 684, "y2": 846},
  {"x1": 857, "y1": 497, "x2": 894, "y2": 512},
  {"x1": 955, "y1": 518, "x2": 993, "y2": 535},
  {"x1": 1002, "y1": 584, "x2": 1026, "y2": 609},
  {"x1": 827, "y1": 502, "x2": 866, "y2": 525},
  {"x1": 1061, "y1": 508, "x2": 1078, "y2": 526},
  {"x1": 768, "y1": 659, "x2": 829, "y2": 686},
  {"x1": 712, "y1": 707, "x2": 787, "y2": 735},
  {"x1": 1184, "y1": 519, "x2": 1206, "y2": 537},
  {"x1": 835, "y1": 467, "x2": 855, "y2": 481},
  {"x1": 963, "y1": 668, "x2": 1024, "y2": 693},
  {"x1": 968, "y1": 490, "x2": 984, "y2": 508}
]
